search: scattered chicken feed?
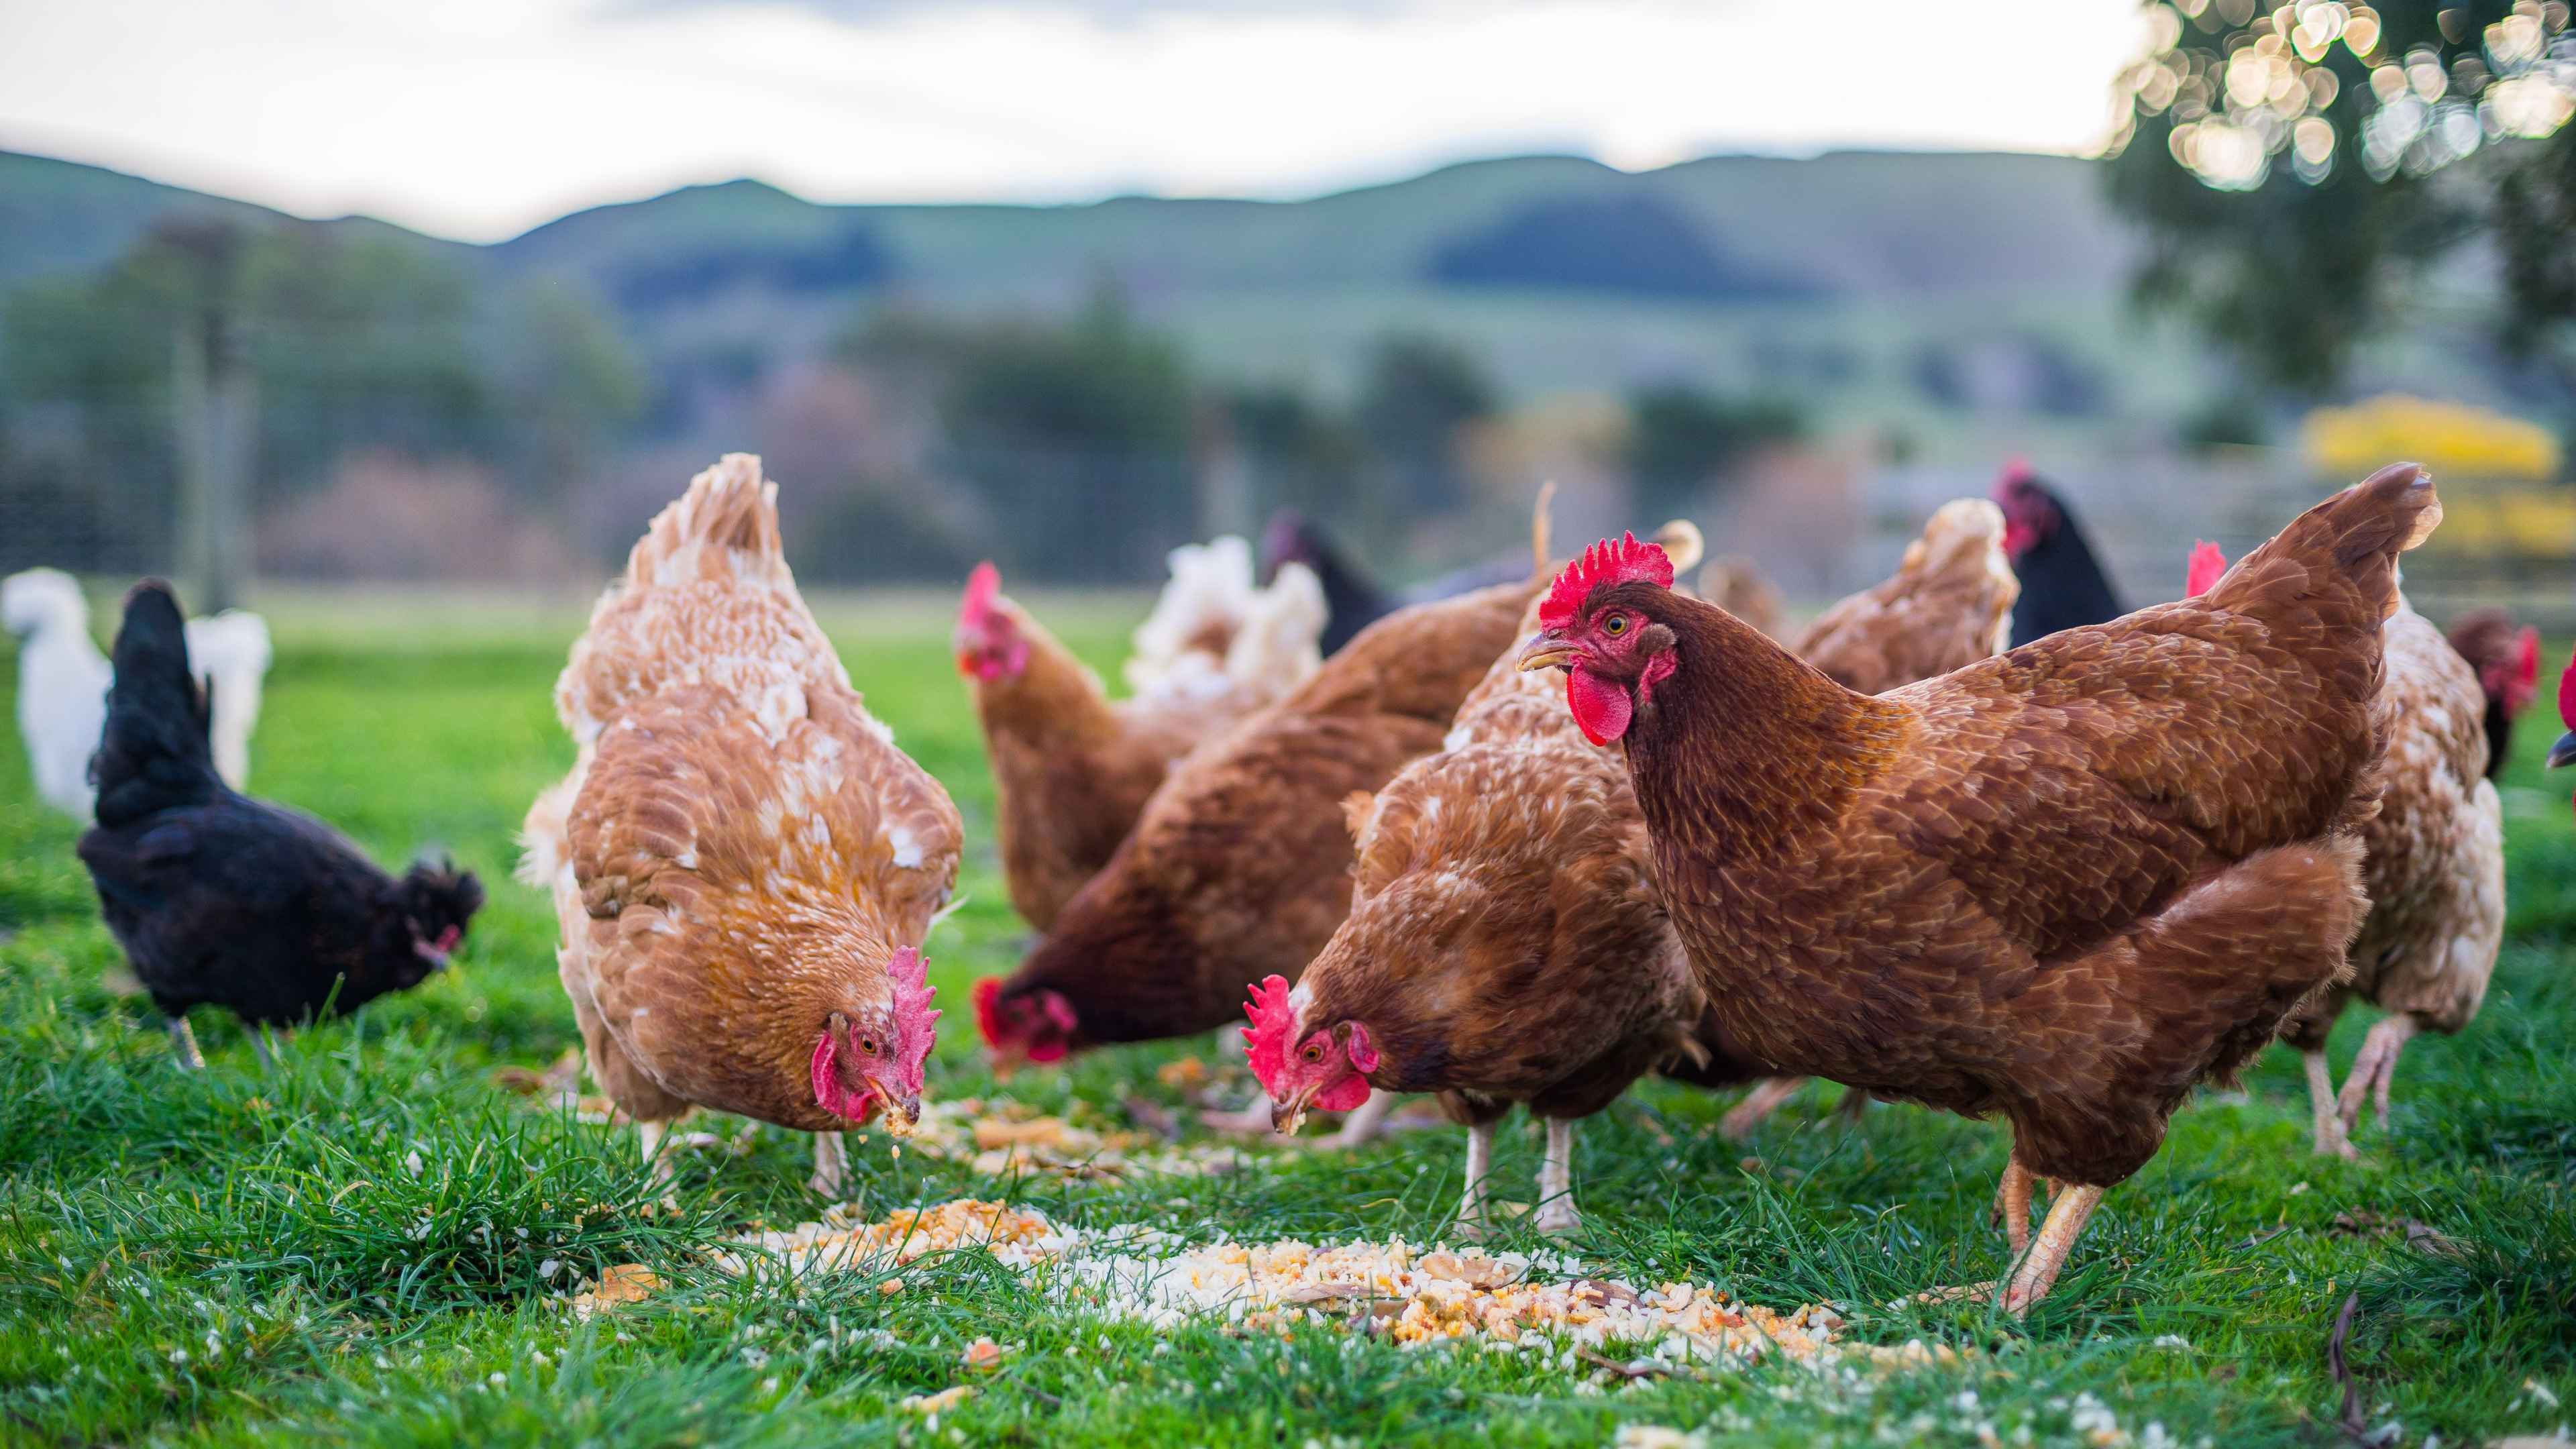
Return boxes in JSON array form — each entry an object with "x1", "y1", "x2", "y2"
[{"x1": 582, "y1": 1197, "x2": 1957, "y2": 1375}]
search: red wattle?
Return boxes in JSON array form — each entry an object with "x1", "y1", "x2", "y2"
[
  {"x1": 1566, "y1": 667, "x2": 1633, "y2": 745},
  {"x1": 1316, "y1": 1075, "x2": 1371, "y2": 1112},
  {"x1": 808, "y1": 1033, "x2": 877, "y2": 1122}
]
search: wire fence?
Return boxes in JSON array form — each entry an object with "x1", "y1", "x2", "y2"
[{"x1": 5, "y1": 387, "x2": 2569, "y2": 631}]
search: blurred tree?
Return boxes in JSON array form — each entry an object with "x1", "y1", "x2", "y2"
[
  {"x1": 843, "y1": 283, "x2": 1199, "y2": 582},
  {"x1": 1356, "y1": 334, "x2": 1496, "y2": 515},
  {"x1": 2180, "y1": 390, "x2": 2275, "y2": 452},
  {"x1": 1, "y1": 218, "x2": 641, "y2": 527},
  {"x1": 2105, "y1": 1, "x2": 2575, "y2": 396},
  {"x1": 1625, "y1": 382, "x2": 1807, "y2": 519},
  {"x1": 1222, "y1": 382, "x2": 1366, "y2": 519}
]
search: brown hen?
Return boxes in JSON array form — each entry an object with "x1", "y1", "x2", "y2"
[
  {"x1": 521, "y1": 455, "x2": 961, "y2": 1198},
  {"x1": 956, "y1": 547, "x2": 1324, "y2": 931},
  {"x1": 973, "y1": 496, "x2": 1578, "y2": 1089},
  {"x1": 1721, "y1": 498, "x2": 2021, "y2": 1136},
  {"x1": 1245, "y1": 585, "x2": 1745, "y2": 1235},
  {"x1": 2185, "y1": 554, "x2": 2534, "y2": 1156},
  {"x1": 1519, "y1": 464, "x2": 2438, "y2": 1311}
]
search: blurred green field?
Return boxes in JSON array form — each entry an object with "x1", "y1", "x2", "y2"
[{"x1": 1, "y1": 596, "x2": 2571, "y2": 1447}]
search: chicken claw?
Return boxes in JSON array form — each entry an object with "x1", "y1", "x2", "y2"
[{"x1": 2334, "y1": 1014, "x2": 2419, "y2": 1137}]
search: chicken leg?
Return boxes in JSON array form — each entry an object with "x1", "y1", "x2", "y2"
[
  {"x1": 1994, "y1": 1161, "x2": 2036, "y2": 1257},
  {"x1": 1453, "y1": 1120, "x2": 1497, "y2": 1241},
  {"x1": 2302, "y1": 1048, "x2": 2357, "y2": 1159},
  {"x1": 1534, "y1": 1118, "x2": 1581, "y2": 1236},
  {"x1": 2336, "y1": 1014, "x2": 2420, "y2": 1136},
  {"x1": 1718, "y1": 1077, "x2": 1806, "y2": 1139},
  {"x1": 167, "y1": 1016, "x2": 205, "y2": 1071},
  {"x1": 808, "y1": 1130, "x2": 849, "y2": 1199},
  {"x1": 2000, "y1": 1184, "x2": 2102, "y2": 1314}
]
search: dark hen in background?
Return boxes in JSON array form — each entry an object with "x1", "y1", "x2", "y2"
[
  {"x1": 78, "y1": 582, "x2": 482, "y2": 1066},
  {"x1": 1991, "y1": 461, "x2": 2125, "y2": 647},
  {"x1": 1260, "y1": 510, "x2": 1532, "y2": 655}
]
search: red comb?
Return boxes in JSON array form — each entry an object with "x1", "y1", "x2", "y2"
[
  {"x1": 959, "y1": 561, "x2": 1000, "y2": 629},
  {"x1": 1539, "y1": 533, "x2": 1673, "y2": 630},
  {"x1": 2514, "y1": 626, "x2": 2540, "y2": 697},
  {"x1": 888, "y1": 947, "x2": 938, "y2": 1094},
  {"x1": 1242, "y1": 974, "x2": 1297, "y2": 1093},
  {"x1": 2185, "y1": 541, "x2": 2227, "y2": 598},
  {"x1": 2559, "y1": 651, "x2": 2576, "y2": 735},
  {"x1": 1992, "y1": 456, "x2": 2033, "y2": 494},
  {"x1": 973, "y1": 976, "x2": 1006, "y2": 1048}
]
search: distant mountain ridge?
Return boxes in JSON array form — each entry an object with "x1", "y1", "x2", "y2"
[
  {"x1": 0, "y1": 145, "x2": 2210, "y2": 439},
  {"x1": 0, "y1": 146, "x2": 2133, "y2": 303}
]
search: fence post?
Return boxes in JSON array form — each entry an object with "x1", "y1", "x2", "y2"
[{"x1": 172, "y1": 311, "x2": 254, "y2": 611}]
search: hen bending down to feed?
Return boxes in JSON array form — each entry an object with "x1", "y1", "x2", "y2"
[
  {"x1": 1518, "y1": 464, "x2": 2439, "y2": 1312},
  {"x1": 521, "y1": 455, "x2": 961, "y2": 1198},
  {"x1": 1246, "y1": 577, "x2": 1766, "y2": 1236},
  {"x1": 2186, "y1": 544, "x2": 2534, "y2": 1157},
  {"x1": 79, "y1": 582, "x2": 479, "y2": 1065},
  {"x1": 957, "y1": 540, "x2": 1325, "y2": 931}
]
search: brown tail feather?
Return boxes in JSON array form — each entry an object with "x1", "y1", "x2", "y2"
[
  {"x1": 2204, "y1": 462, "x2": 2439, "y2": 627},
  {"x1": 624, "y1": 453, "x2": 785, "y2": 586}
]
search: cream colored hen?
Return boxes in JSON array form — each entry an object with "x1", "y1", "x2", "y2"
[{"x1": 521, "y1": 455, "x2": 961, "y2": 1197}]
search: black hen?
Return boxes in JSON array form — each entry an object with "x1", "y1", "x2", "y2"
[
  {"x1": 1990, "y1": 462, "x2": 2125, "y2": 647},
  {"x1": 78, "y1": 582, "x2": 482, "y2": 1065},
  {"x1": 1260, "y1": 510, "x2": 1534, "y2": 655}
]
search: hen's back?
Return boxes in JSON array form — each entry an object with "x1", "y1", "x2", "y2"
[{"x1": 1884, "y1": 464, "x2": 2437, "y2": 958}]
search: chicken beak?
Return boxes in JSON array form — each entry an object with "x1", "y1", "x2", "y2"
[
  {"x1": 1517, "y1": 634, "x2": 1576, "y2": 674},
  {"x1": 875, "y1": 1084, "x2": 920, "y2": 1136},
  {"x1": 2550, "y1": 731, "x2": 2576, "y2": 770},
  {"x1": 1271, "y1": 1089, "x2": 1314, "y2": 1135}
]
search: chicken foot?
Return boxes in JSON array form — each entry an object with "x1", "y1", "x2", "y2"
[
  {"x1": 2000, "y1": 1183, "x2": 2102, "y2": 1314},
  {"x1": 808, "y1": 1130, "x2": 849, "y2": 1199},
  {"x1": 2302, "y1": 1049, "x2": 2357, "y2": 1159},
  {"x1": 2335, "y1": 1014, "x2": 2421, "y2": 1137},
  {"x1": 1989, "y1": 1161, "x2": 2070, "y2": 1257},
  {"x1": 1534, "y1": 1118, "x2": 1580, "y2": 1236},
  {"x1": 1452, "y1": 1120, "x2": 1497, "y2": 1241},
  {"x1": 166, "y1": 1016, "x2": 205, "y2": 1071}
]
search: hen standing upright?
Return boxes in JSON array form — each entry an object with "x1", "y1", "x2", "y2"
[
  {"x1": 1518, "y1": 464, "x2": 2437, "y2": 1312},
  {"x1": 2187, "y1": 545, "x2": 2533, "y2": 1157},
  {"x1": 1990, "y1": 463, "x2": 2125, "y2": 647},
  {"x1": 78, "y1": 582, "x2": 480, "y2": 1065},
  {"x1": 1717, "y1": 498, "x2": 2022, "y2": 1136},
  {"x1": 957, "y1": 541, "x2": 1324, "y2": 930},
  {"x1": 521, "y1": 456, "x2": 960, "y2": 1197}
]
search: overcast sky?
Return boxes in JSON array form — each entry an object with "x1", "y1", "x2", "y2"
[{"x1": 0, "y1": 0, "x2": 2151, "y2": 244}]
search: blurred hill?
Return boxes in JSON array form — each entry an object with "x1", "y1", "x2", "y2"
[{"x1": 1, "y1": 148, "x2": 2188, "y2": 433}]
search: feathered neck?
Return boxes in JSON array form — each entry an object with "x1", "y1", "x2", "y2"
[
  {"x1": 1614, "y1": 588, "x2": 1911, "y2": 865},
  {"x1": 969, "y1": 610, "x2": 1122, "y2": 744}
]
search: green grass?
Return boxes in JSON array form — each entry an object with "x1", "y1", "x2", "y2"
[{"x1": 2, "y1": 599, "x2": 2571, "y2": 1448}]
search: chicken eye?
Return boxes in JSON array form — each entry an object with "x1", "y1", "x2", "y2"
[
  {"x1": 1301, "y1": 1040, "x2": 1325, "y2": 1064},
  {"x1": 859, "y1": 1036, "x2": 882, "y2": 1057},
  {"x1": 1602, "y1": 613, "x2": 1629, "y2": 636}
]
